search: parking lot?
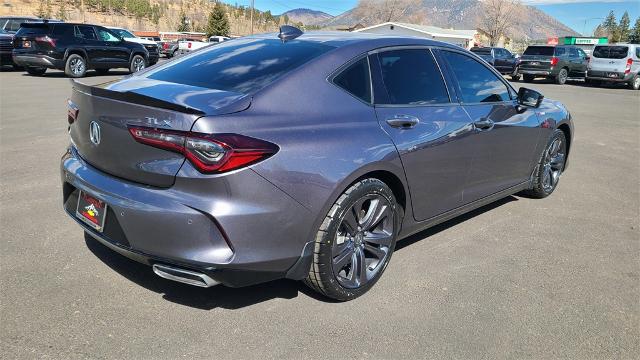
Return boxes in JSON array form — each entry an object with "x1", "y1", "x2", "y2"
[{"x1": 1, "y1": 65, "x2": 638, "y2": 359}]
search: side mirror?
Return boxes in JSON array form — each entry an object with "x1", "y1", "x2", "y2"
[{"x1": 518, "y1": 87, "x2": 544, "y2": 108}]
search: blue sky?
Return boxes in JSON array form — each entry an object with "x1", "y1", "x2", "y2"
[{"x1": 224, "y1": 0, "x2": 640, "y2": 36}]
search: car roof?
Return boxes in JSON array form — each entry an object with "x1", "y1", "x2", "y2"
[{"x1": 594, "y1": 43, "x2": 635, "y2": 47}]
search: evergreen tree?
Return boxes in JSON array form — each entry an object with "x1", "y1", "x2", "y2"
[
  {"x1": 619, "y1": 11, "x2": 631, "y2": 42},
  {"x1": 629, "y1": 17, "x2": 640, "y2": 44},
  {"x1": 177, "y1": 9, "x2": 190, "y2": 32},
  {"x1": 206, "y1": 2, "x2": 230, "y2": 37},
  {"x1": 283, "y1": 14, "x2": 289, "y2": 25},
  {"x1": 602, "y1": 11, "x2": 619, "y2": 42}
]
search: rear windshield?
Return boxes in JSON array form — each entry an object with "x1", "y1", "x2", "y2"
[
  {"x1": 592, "y1": 46, "x2": 629, "y2": 59},
  {"x1": 470, "y1": 48, "x2": 491, "y2": 55},
  {"x1": 14, "y1": 23, "x2": 52, "y2": 36},
  {"x1": 145, "y1": 38, "x2": 335, "y2": 94},
  {"x1": 524, "y1": 46, "x2": 555, "y2": 56}
]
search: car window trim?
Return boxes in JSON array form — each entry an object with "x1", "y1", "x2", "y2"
[
  {"x1": 367, "y1": 45, "x2": 453, "y2": 108},
  {"x1": 327, "y1": 54, "x2": 374, "y2": 106},
  {"x1": 438, "y1": 47, "x2": 517, "y2": 105}
]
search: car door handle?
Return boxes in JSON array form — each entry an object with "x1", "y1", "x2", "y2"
[
  {"x1": 386, "y1": 115, "x2": 420, "y2": 129},
  {"x1": 473, "y1": 118, "x2": 494, "y2": 131}
]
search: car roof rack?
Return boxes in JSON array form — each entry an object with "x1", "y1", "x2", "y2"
[{"x1": 278, "y1": 25, "x2": 303, "y2": 42}]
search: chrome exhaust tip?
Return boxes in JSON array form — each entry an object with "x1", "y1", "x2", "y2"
[{"x1": 152, "y1": 264, "x2": 219, "y2": 288}]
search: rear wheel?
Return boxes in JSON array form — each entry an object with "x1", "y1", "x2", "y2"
[
  {"x1": 555, "y1": 68, "x2": 568, "y2": 85},
  {"x1": 304, "y1": 178, "x2": 399, "y2": 301},
  {"x1": 25, "y1": 66, "x2": 46, "y2": 76},
  {"x1": 523, "y1": 129, "x2": 567, "y2": 199},
  {"x1": 129, "y1": 54, "x2": 145, "y2": 73},
  {"x1": 523, "y1": 74, "x2": 535, "y2": 83},
  {"x1": 629, "y1": 74, "x2": 640, "y2": 90},
  {"x1": 65, "y1": 54, "x2": 86, "y2": 78}
]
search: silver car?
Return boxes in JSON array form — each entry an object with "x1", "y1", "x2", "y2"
[{"x1": 586, "y1": 43, "x2": 640, "y2": 90}]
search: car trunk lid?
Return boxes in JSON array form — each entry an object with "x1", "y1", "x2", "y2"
[{"x1": 68, "y1": 78, "x2": 249, "y2": 187}]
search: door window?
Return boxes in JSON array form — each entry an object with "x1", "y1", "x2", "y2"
[
  {"x1": 569, "y1": 47, "x2": 578, "y2": 58},
  {"x1": 74, "y1": 25, "x2": 97, "y2": 40},
  {"x1": 333, "y1": 57, "x2": 371, "y2": 103},
  {"x1": 376, "y1": 49, "x2": 449, "y2": 105},
  {"x1": 441, "y1": 50, "x2": 511, "y2": 103},
  {"x1": 577, "y1": 48, "x2": 587, "y2": 59},
  {"x1": 96, "y1": 28, "x2": 120, "y2": 42}
]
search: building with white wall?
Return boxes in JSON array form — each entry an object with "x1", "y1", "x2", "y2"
[{"x1": 354, "y1": 22, "x2": 477, "y2": 49}]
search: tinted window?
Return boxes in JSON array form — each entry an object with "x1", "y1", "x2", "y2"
[
  {"x1": 569, "y1": 47, "x2": 578, "y2": 57},
  {"x1": 96, "y1": 28, "x2": 120, "y2": 42},
  {"x1": 377, "y1": 49, "x2": 449, "y2": 105},
  {"x1": 555, "y1": 47, "x2": 566, "y2": 56},
  {"x1": 593, "y1": 46, "x2": 629, "y2": 59},
  {"x1": 146, "y1": 38, "x2": 335, "y2": 94},
  {"x1": 471, "y1": 47, "x2": 492, "y2": 55},
  {"x1": 441, "y1": 50, "x2": 511, "y2": 103},
  {"x1": 524, "y1": 46, "x2": 555, "y2": 56},
  {"x1": 15, "y1": 23, "x2": 51, "y2": 36},
  {"x1": 75, "y1": 25, "x2": 96, "y2": 40},
  {"x1": 333, "y1": 57, "x2": 371, "y2": 103},
  {"x1": 52, "y1": 24, "x2": 74, "y2": 37},
  {"x1": 577, "y1": 48, "x2": 587, "y2": 59},
  {"x1": 636, "y1": 47, "x2": 640, "y2": 59}
]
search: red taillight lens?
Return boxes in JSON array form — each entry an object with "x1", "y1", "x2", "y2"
[
  {"x1": 35, "y1": 36, "x2": 56, "y2": 47},
  {"x1": 67, "y1": 99, "x2": 79, "y2": 124},
  {"x1": 162, "y1": 42, "x2": 169, "y2": 50},
  {"x1": 128, "y1": 126, "x2": 278, "y2": 174},
  {"x1": 550, "y1": 57, "x2": 558, "y2": 66},
  {"x1": 625, "y1": 58, "x2": 632, "y2": 74},
  {"x1": 187, "y1": 42, "x2": 192, "y2": 49}
]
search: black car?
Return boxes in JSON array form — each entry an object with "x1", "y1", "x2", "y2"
[
  {"x1": 470, "y1": 47, "x2": 520, "y2": 81},
  {"x1": 12, "y1": 22, "x2": 150, "y2": 77},
  {"x1": 0, "y1": 29, "x2": 16, "y2": 68},
  {"x1": 519, "y1": 45, "x2": 588, "y2": 85},
  {"x1": 0, "y1": 16, "x2": 39, "y2": 33}
]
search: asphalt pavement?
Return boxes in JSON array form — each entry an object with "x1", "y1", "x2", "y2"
[{"x1": 1, "y1": 65, "x2": 638, "y2": 359}]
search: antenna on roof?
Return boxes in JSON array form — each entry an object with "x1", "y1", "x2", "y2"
[{"x1": 278, "y1": 25, "x2": 303, "y2": 42}]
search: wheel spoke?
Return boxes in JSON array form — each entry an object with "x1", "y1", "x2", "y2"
[
  {"x1": 342, "y1": 208, "x2": 359, "y2": 236},
  {"x1": 352, "y1": 248, "x2": 367, "y2": 285},
  {"x1": 550, "y1": 153, "x2": 565, "y2": 169},
  {"x1": 364, "y1": 230, "x2": 393, "y2": 246},
  {"x1": 332, "y1": 246, "x2": 353, "y2": 273},
  {"x1": 364, "y1": 243, "x2": 386, "y2": 260},
  {"x1": 361, "y1": 200, "x2": 389, "y2": 231}
]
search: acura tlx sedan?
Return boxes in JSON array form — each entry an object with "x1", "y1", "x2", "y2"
[{"x1": 61, "y1": 28, "x2": 573, "y2": 301}]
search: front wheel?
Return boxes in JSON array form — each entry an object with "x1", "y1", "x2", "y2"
[
  {"x1": 523, "y1": 129, "x2": 567, "y2": 199},
  {"x1": 629, "y1": 74, "x2": 640, "y2": 90},
  {"x1": 25, "y1": 66, "x2": 46, "y2": 76},
  {"x1": 304, "y1": 178, "x2": 399, "y2": 301},
  {"x1": 129, "y1": 54, "x2": 146, "y2": 73}
]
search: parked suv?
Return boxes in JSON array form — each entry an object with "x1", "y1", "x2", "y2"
[
  {"x1": 470, "y1": 47, "x2": 520, "y2": 80},
  {"x1": 586, "y1": 44, "x2": 640, "y2": 90},
  {"x1": 12, "y1": 22, "x2": 149, "y2": 77},
  {"x1": 519, "y1": 45, "x2": 588, "y2": 84},
  {"x1": 107, "y1": 27, "x2": 159, "y2": 65},
  {"x1": 0, "y1": 29, "x2": 17, "y2": 68},
  {"x1": 0, "y1": 16, "x2": 39, "y2": 33}
]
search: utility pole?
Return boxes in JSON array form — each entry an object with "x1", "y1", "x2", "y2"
[{"x1": 250, "y1": 0, "x2": 254, "y2": 35}]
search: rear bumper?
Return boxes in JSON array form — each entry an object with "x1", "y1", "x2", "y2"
[
  {"x1": 519, "y1": 69, "x2": 552, "y2": 76},
  {"x1": 61, "y1": 146, "x2": 315, "y2": 287},
  {"x1": 587, "y1": 70, "x2": 634, "y2": 82},
  {"x1": 12, "y1": 54, "x2": 64, "y2": 69}
]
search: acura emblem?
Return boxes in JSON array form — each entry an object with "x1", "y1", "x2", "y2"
[{"x1": 89, "y1": 121, "x2": 101, "y2": 145}]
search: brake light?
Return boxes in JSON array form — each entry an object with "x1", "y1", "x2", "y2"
[
  {"x1": 625, "y1": 58, "x2": 632, "y2": 74},
  {"x1": 550, "y1": 57, "x2": 558, "y2": 66},
  {"x1": 188, "y1": 42, "x2": 192, "y2": 49},
  {"x1": 35, "y1": 35, "x2": 56, "y2": 47},
  {"x1": 128, "y1": 126, "x2": 278, "y2": 173},
  {"x1": 163, "y1": 42, "x2": 169, "y2": 50},
  {"x1": 67, "y1": 99, "x2": 79, "y2": 124}
]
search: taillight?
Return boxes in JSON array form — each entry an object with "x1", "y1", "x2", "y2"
[
  {"x1": 35, "y1": 35, "x2": 56, "y2": 47},
  {"x1": 187, "y1": 42, "x2": 192, "y2": 49},
  {"x1": 162, "y1": 42, "x2": 169, "y2": 50},
  {"x1": 625, "y1": 58, "x2": 632, "y2": 74},
  {"x1": 128, "y1": 126, "x2": 278, "y2": 173},
  {"x1": 67, "y1": 99, "x2": 79, "y2": 124},
  {"x1": 550, "y1": 57, "x2": 558, "y2": 66}
]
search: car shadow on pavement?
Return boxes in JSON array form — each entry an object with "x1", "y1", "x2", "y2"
[
  {"x1": 84, "y1": 195, "x2": 518, "y2": 310},
  {"x1": 20, "y1": 70, "x2": 131, "y2": 78}
]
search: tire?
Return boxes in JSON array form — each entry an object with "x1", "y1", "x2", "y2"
[
  {"x1": 95, "y1": 68, "x2": 109, "y2": 75},
  {"x1": 523, "y1": 74, "x2": 535, "y2": 83},
  {"x1": 511, "y1": 71, "x2": 521, "y2": 81},
  {"x1": 629, "y1": 74, "x2": 640, "y2": 90},
  {"x1": 25, "y1": 66, "x2": 46, "y2": 76},
  {"x1": 304, "y1": 178, "x2": 400, "y2": 301},
  {"x1": 64, "y1": 54, "x2": 86, "y2": 78},
  {"x1": 172, "y1": 49, "x2": 178, "y2": 58},
  {"x1": 555, "y1": 68, "x2": 568, "y2": 85},
  {"x1": 129, "y1": 54, "x2": 146, "y2": 73},
  {"x1": 12, "y1": 64, "x2": 24, "y2": 71},
  {"x1": 522, "y1": 129, "x2": 567, "y2": 199}
]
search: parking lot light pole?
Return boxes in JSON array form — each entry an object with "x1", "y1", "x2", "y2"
[{"x1": 582, "y1": 17, "x2": 604, "y2": 36}]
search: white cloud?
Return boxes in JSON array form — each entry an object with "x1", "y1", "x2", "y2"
[{"x1": 522, "y1": 0, "x2": 633, "y2": 4}]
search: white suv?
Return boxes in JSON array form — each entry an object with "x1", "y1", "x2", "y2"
[{"x1": 586, "y1": 43, "x2": 640, "y2": 90}]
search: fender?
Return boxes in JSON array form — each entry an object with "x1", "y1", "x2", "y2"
[{"x1": 63, "y1": 48, "x2": 89, "y2": 64}]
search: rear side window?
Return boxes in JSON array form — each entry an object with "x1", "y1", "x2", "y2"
[
  {"x1": 75, "y1": 25, "x2": 97, "y2": 40},
  {"x1": 145, "y1": 38, "x2": 335, "y2": 94},
  {"x1": 52, "y1": 24, "x2": 74, "y2": 38},
  {"x1": 376, "y1": 49, "x2": 449, "y2": 105},
  {"x1": 333, "y1": 57, "x2": 371, "y2": 103},
  {"x1": 555, "y1": 47, "x2": 566, "y2": 56},
  {"x1": 441, "y1": 50, "x2": 511, "y2": 103},
  {"x1": 524, "y1": 46, "x2": 554, "y2": 56},
  {"x1": 593, "y1": 46, "x2": 629, "y2": 59}
]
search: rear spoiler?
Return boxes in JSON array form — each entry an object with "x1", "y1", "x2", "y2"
[{"x1": 70, "y1": 79, "x2": 206, "y2": 115}]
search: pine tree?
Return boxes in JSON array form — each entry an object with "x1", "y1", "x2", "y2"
[
  {"x1": 283, "y1": 14, "x2": 289, "y2": 25},
  {"x1": 206, "y1": 2, "x2": 230, "y2": 37},
  {"x1": 619, "y1": 11, "x2": 631, "y2": 42},
  {"x1": 177, "y1": 9, "x2": 190, "y2": 32},
  {"x1": 629, "y1": 17, "x2": 640, "y2": 44},
  {"x1": 602, "y1": 11, "x2": 619, "y2": 42}
]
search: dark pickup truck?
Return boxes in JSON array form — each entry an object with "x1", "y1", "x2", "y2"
[{"x1": 519, "y1": 45, "x2": 588, "y2": 85}]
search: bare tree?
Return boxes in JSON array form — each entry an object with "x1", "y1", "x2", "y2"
[
  {"x1": 480, "y1": 0, "x2": 519, "y2": 46},
  {"x1": 354, "y1": 0, "x2": 420, "y2": 24}
]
